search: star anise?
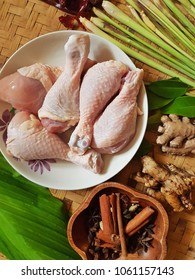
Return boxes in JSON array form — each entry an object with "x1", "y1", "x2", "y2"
[
  {"x1": 144, "y1": 223, "x2": 155, "y2": 235},
  {"x1": 136, "y1": 230, "x2": 154, "y2": 253},
  {"x1": 88, "y1": 208, "x2": 101, "y2": 224}
]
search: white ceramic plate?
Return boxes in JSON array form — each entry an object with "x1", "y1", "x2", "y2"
[{"x1": 0, "y1": 30, "x2": 148, "y2": 190}]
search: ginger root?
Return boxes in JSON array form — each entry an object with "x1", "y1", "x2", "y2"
[
  {"x1": 156, "y1": 114, "x2": 195, "y2": 155},
  {"x1": 134, "y1": 156, "x2": 195, "y2": 212}
]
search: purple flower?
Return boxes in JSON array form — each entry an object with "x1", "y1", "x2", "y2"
[
  {"x1": 0, "y1": 109, "x2": 14, "y2": 143},
  {"x1": 28, "y1": 159, "x2": 56, "y2": 174}
]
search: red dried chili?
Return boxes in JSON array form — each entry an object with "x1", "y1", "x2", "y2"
[
  {"x1": 41, "y1": 0, "x2": 101, "y2": 14},
  {"x1": 58, "y1": 0, "x2": 89, "y2": 14},
  {"x1": 41, "y1": 0, "x2": 102, "y2": 29}
]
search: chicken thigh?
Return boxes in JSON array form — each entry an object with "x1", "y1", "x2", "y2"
[
  {"x1": 6, "y1": 111, "x2": 103, "y2": 174},
  {"x1": 0, "y1": 63, "x2": 63, "y2": 114},
  {"x1": 68, "y1": 60, "x2": 129, "y2": 154},
  {"x1": 91, "y1": 69, "x2": 144, "y2": 154},
  {"x1": 38, "y1": 34, "x2": 90, "y2": 133}
]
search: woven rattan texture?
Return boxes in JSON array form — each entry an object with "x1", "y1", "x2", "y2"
[
  {"x1": 0, "y1": 0, "x2": 65, "y2": 65},
  {"x1": 0, "y1": 0, "x2": 194, "y2": 260}
]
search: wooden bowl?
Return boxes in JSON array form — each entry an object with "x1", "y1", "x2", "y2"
[{"x1": 67, "y1": 182, "x2": 169, "y2": 260}]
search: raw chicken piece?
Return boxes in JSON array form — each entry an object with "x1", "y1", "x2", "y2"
[
  {"x1": 68, "y1": 60, "x2": 129, "y2": 154},
  {"x1": 91, "y1": 69, "x2": 144, "y2": 154},
  {"x1": 0, "y1": 63, "x2": 63, "y2": 114},
  {"x1": 18, "y1": 60, "x2": 96, "y2": 90},
  {"x1": 38, "y1": 34, "x2": 90, "y2": 133},
  {"x1": 6, "y1": 111, "x2": 103, "y2": 174},
  {"x1": 0, "y1": 72, "x2": 47, "y2": 114},
  {"x1": 82, "y1": 58, "x2": 97, "y2": 77},
  {"x1": 18, "y1": 63, "x2": 63, "y2": 92}
]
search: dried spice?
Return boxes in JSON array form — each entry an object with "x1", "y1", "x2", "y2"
[
  {"x1": 136, "y1": 230, "x2": 154, "y2": 254},
  {"x1": 134, "y1": 155, "x2": 195, "y2": 212},
  {"x1": 41, "y1": 0, "x2": 88, "y2": 13},
  {"x1": 41, "y1": 0, "x2": 102, "y2": 29},
  {"x1": 86, "y1": 192, "x2": 155, "y2": 260},
  {"x1": 126, "y1": 223, "x2": 155, "y2": 255}
]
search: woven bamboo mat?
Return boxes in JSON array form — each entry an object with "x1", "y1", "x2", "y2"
[{"x1": 0, "y1": 0, "x2": 194, "y2": 260}]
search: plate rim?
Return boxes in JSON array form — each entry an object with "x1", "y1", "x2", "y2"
[{"x1": 0, "y1": 30, "x2": 148, "y2": 190}]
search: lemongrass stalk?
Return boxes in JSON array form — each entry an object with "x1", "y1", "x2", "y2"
[
  {"x1": 90, "y1": 17, "x2": 195, "y2": 79},
  {"x1": 175, "y1": 2, "x2": 195, "y2": 18},
  {"x1": 128, "y1": 5, "x2": 151, "y2": 31},
  {"x1": 125, "y1": 0, "x2": 142, "y2": 12},
  {"x1": 177, "y1": 0, "x2": 195, "y2": 16},
  {"x1": 102, "y1": 1, "x2": 195, "y2": 69},
  {"x1": 179, "y1": 0, "x2": 194, "y2": 6},
  {"x1": 140, "y1": 10, "x2": 195, "y2": 62},
  {"x1": 91, "y1": 17, "x2": 131, "y2": 41},
  {"x1": 189, "y1": 0, "x2": 195, "y2": 6},
  {"x1": 143, "y1": 0, "x2": 195, "y2": 44},
  {"x1": 153, "y1": 0, "x2": 195, "y2": 42},
  {"x1": 79, "y1": 17, "x2": 195, "y2": 88},
  {"x1": 138, "y1": 0, "x2": 195, "y2": 53},
  {"x1": 163, "y1": 0, "x2": 195, "y2": 35},
  {"x1": 146, "y1": 0, "x2": 195, "y2": 42},
  {"x1": 93, "y1": 7, "x2": 195, "y2": 76},
  {"x1": 93, "y1": 7, "x2": 157, "y2": 48}
]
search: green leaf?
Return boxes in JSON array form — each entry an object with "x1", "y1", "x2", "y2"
[
  {"x1": 0, "y1": 152, "x2": 80, "y2": 260},
  {"x1": 161, "y1": 96, "x2": 195, "y2": 117},
  {"x1": 147, "y1": 90, "x2": 173, "y2": 110},
  {"x1": 146, "y1": 77, "x2": 192, "y2": 99}
]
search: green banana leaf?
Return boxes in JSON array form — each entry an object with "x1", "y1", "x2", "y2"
[{"x1": 0, "y1": 152, "x2": 80, "y2": 260}]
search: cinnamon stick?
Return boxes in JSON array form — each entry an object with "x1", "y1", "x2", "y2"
[
  {"x1": 96, "y1": 194, "x2": 120, "y2": 246},
  {"x1": 94, "y1": 234, "x2": 120, "y2": 249},
  {"x1": 116, "y1": 193, "x2": 127, "y2": 258},
  {"x1": 99, "y1": 194, "x2": 114, "y2": 235},
  {"x1": 126, "y1": 217, "x2": 151, "y2": 236},
  {"x1": 96, "y1": 229, "x2": 120, "y2": 244},
  {"x1": 109, "y1": 193, "x2": 118, "y2": 234},
  {"x1": 125, "y1": 206, "x2": 155, "y2": 235}
]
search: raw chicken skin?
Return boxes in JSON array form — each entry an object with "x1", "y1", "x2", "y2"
[
  {"x1": 0, "y1": 72, "x2": 47, "y2": 115},
  {"x1": 91, "y1": 69, "x2": 144, "y2": 154},
  {"x1": 68, "y1": 60, "x2": 129, "y2": 154},
  {"x1": 18, "y1": 61, "x2": 96, "y2": 91},
  {"x1": 18, "y1": 63, "x2": 63, "y2": 92},
  {"x1": 38, "y1": 34, "x2": 90, "y2": 133},
  {"x1": 6, "y1": 111, "x2": 103, "y2": 174}
]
